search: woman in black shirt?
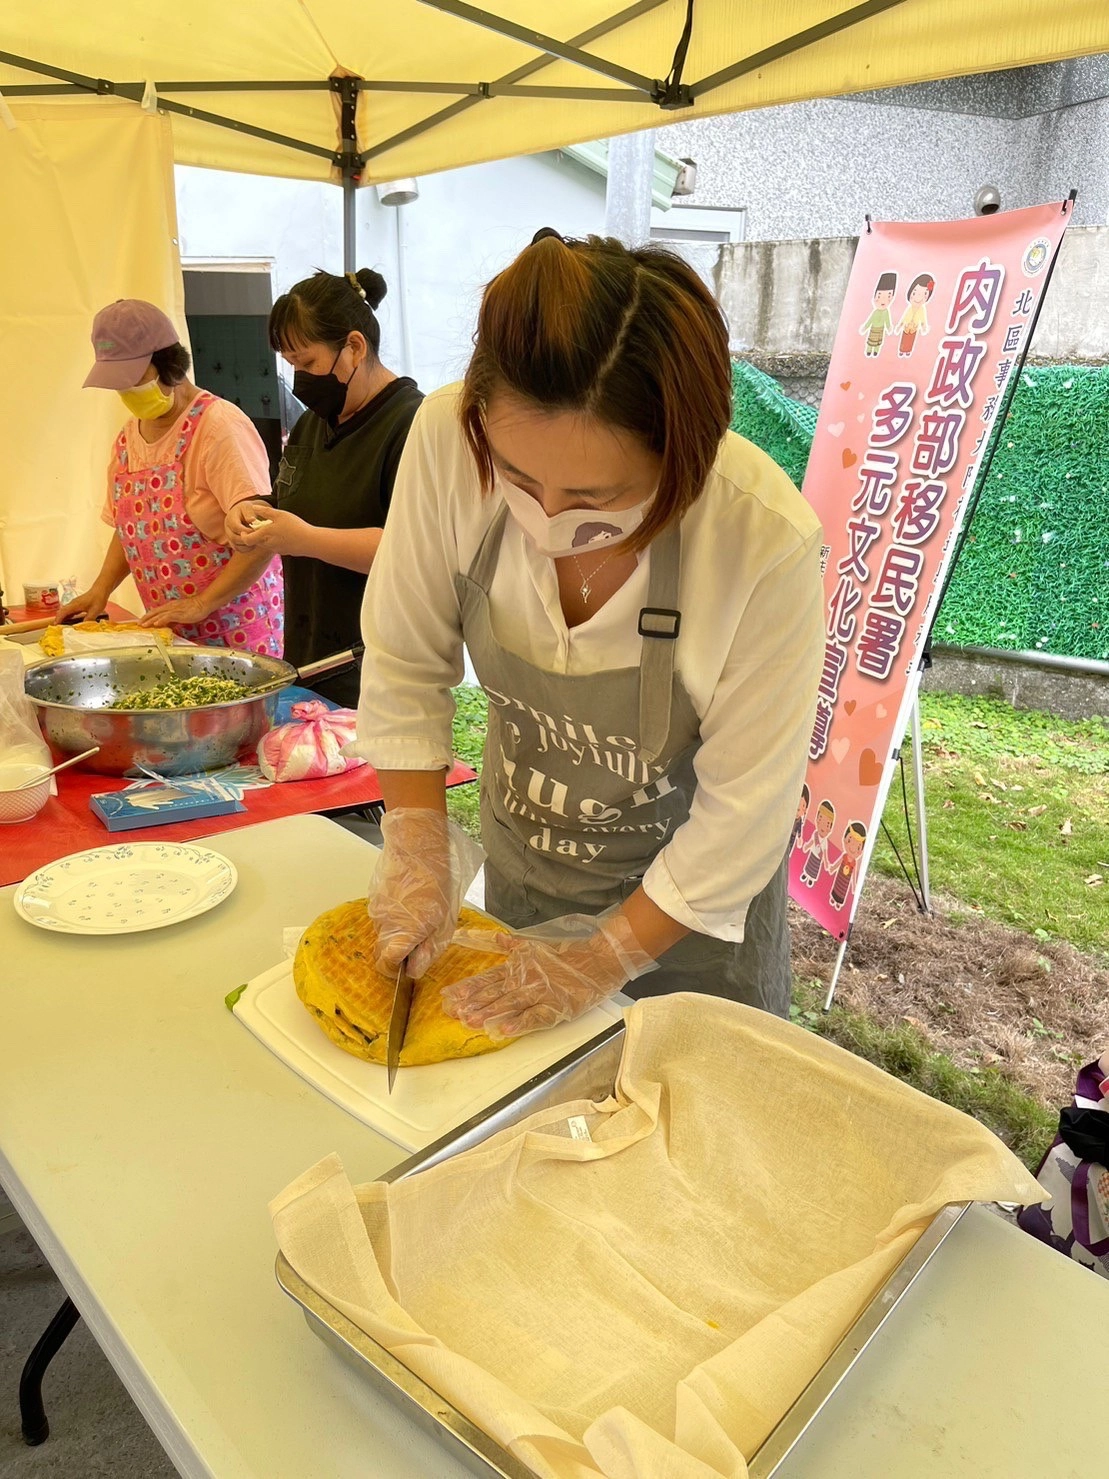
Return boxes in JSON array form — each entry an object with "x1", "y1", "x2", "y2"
[{"x1": 227, "y1": 268, "x2": 422, "y2": 706}]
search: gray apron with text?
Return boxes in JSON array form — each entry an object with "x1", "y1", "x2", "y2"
[{"x1": 454, "y1": 507, "x2": 790, "y2": 1015}]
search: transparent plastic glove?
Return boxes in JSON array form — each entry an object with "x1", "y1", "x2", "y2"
[
  {"x1": 441, "y1": 910, "x2": 656, "y2": 1040},
  {"x1": 367, "y1": 808, "x2": 484, "y2": 979}
]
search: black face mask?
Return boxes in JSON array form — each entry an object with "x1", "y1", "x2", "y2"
[{"x1": 292, "y1": 346, "x2": 354, "y2": 423}]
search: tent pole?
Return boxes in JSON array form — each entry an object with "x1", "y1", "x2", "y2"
[
  {"x1": 337, "y1": 76, "x2": 360, "y2": 274},
  {"x1": 343, "y1": 172, "x2": 357, "y2": 274}
]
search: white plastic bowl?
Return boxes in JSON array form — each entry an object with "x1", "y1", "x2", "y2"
[{"x1": 0, "y1": 764, "x2": 52, "y2": 824}]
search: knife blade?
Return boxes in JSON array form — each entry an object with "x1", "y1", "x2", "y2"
[{"x1": 386, "y1": 957, "x2": 415, "y2": 1094}]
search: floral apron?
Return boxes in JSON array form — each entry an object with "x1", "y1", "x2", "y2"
[
  {"x1": 455, "y1": 505, "x2": 791, "y2": 1016},
  {"x1": 111, "y1": 393, "x2": 284, "y2": 656}
]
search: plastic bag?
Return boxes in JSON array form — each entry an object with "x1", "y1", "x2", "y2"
[
  {"x1": 257, "y1": 700, "x2": 367, "y2": 783},
  {"x1": 0, "y1": 648, "x2": 55, "y2": 786}
]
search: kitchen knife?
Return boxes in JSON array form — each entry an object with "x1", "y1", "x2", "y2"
[{"x1": 386, "y1": 957, "x2": 415, "y2": 1094}]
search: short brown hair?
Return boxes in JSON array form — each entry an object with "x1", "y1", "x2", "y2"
[{"x1": 460, "y1": 234, "x2": 731, "y2": 551}]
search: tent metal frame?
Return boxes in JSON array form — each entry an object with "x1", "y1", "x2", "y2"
[
  {"x1": 0, "y1": 0, "x2": 906, "y2": 163},
  {"x1": 0, "y1": 0, "x2": 905, "y2": 266}
]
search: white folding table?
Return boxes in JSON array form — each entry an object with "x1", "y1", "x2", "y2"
[{"x1": 2, "y1": 814, "x2": 1106, "y2": 1477}]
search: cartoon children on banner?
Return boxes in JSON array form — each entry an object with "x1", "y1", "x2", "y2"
[
  {"x1": 790, "y1": 783, "x2": 810, "y2": 854},
  {"x1": 860, "y1": 273, "x2": 897, "y2": 356},
  {"x1": 860, "y1": 270, "x2": 936, "y2": 359},
  {"x1": 798, "y1": 797, "x2": 835, "y2": 886},
  {"x1": 790, "y1": 785, "x2": 865, "y2": 915},
  {"x1": 829, "y1": 821, "x2": 866, "y2": 911},
  {"x1": 895, "y1": 273, "x2": 935, "y2": 358}
]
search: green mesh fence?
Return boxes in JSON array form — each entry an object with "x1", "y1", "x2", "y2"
[
  {"x1": 936, "y1": 366, "x2": 1109, "y2": 663},
  {"x1": 730, "y1": 359, "x2": 1109, "y2": 663},
  {"x1": 730, "y1": 361, "x2": 816, "y2": 489}
]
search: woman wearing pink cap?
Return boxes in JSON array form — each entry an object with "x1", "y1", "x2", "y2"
[{"x1": 59, "y1": 299, "x2": 284, "y2": 656}]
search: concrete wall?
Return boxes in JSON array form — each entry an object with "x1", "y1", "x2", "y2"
[
  {"x1": 717, "y1": 237, "x2": 856, "y2": 360},
  {"x1": 718, "y1": 226, "x2": 1109, "y2": 366},
  {"x1": 924, "y1": 647, "x2": 1109, "y2": 723},
  {"x1": 658, "y1": 76, "x2": 1109, "y2": 240},
  {"x1": 855, "y1": 55, "x2": 1109, "y2": 122},
  {"x1": 1026, "y1": 227, "x2": 1109, "y2": 362}
]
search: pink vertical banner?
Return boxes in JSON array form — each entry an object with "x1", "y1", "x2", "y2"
[{"x1": 789, "y1": 203, "x2": 1070, "y2": 939}]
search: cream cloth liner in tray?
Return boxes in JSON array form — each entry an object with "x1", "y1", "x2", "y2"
[{"x1": 272, "y1": 993, "x2": 1044, "y2": 1479}]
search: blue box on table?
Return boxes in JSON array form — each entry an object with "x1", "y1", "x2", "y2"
[{"x1": 89, "y1": 783, "x2": 245, "y2": 832}]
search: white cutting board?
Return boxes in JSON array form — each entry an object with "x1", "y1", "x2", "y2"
[{"x1": 232, "y1": 960, "x2": 624, "y2": 1151}]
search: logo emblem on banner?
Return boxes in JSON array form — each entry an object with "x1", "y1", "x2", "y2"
[
  {"x1": 1022, "y1": 238, "x2": 1051, "y2": 276},
  {"x1": 789, "y1": 203, "x2": 1070, "y2": 940}
]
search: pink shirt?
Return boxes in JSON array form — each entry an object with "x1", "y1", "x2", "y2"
[{"x1": 102, "y1": 392, "x2": 272, "y2": 542}]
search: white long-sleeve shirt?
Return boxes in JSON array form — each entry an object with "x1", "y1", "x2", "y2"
[{"x1": 354, "y1": 385, "x2": 824, "y2": 941}]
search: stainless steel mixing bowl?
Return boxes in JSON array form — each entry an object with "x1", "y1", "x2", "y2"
[{"x1": 24, "y1": 646, "x2": 297, "y2": 776}]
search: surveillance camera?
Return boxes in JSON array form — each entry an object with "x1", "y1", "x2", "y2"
[
  {"x1": 974, "y1": 185, "x2": 1001, "y2": 216},
  {"x1": 672, "y1": 158, "x2": 698, "y2": 197}
]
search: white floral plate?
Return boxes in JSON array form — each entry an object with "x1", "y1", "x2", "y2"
[{"x1": 14, "y1": 843, "x2": 238, "y2": 935}]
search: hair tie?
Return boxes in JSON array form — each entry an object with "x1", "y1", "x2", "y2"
[
  {"x1": 346, "y1": 271, "x2": 367, "y2": 300},
  {"x1": 531, "y1": 227, "x2": 564, "y2": 246}
]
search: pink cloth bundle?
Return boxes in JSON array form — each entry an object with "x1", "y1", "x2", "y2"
[{"x1": 257, "y1": 701, "x2": 367, "y2": 783}]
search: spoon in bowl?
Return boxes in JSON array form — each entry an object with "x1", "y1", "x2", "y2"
[
  {"x1": 12, "y1": 747, "x2": 101, "y2": 790},
  {"x1": 145, "y1": 638, "x2": 177, "y2": 676}
]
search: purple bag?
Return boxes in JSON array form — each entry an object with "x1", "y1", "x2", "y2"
[{"x1": 1018, "y1": 1058, "x2": 1109, "y2": 1280}]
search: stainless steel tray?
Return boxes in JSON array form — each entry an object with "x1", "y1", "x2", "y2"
[{"x1": 275, "y1": 1022, "x2": 970, "y2": 1478}]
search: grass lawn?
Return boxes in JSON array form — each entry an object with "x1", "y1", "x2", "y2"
[
  {"x1": 447, "y1": 684, "x2": 486, "y2": 838},
  {"x1": 874, "y1": 692, "x2": 1108, "y2": 958},
  {"x1": 790, "y1": 978, "x2": 1058, "y2": 1168}
]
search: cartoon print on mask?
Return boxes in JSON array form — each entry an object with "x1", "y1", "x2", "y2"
[{"x1": 572, "y1": 522, "x2": 624, "y2": 549}]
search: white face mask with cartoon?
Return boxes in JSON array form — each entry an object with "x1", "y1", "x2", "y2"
[{"x1": 497, "y1": 477, "x2": 649, "y2": 559}]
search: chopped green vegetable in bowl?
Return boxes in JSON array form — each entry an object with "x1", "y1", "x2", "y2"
[{"x1": 109, "y1": 675, "x2": 251, "y2": 710}]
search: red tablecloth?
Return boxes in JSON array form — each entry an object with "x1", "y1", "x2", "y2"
[
  {"x1": 2, "y1": 600, "x2": 136, "y2": 628},
  {"x1": 0, "y1": 761, "x2": 477, "y2": 886}
]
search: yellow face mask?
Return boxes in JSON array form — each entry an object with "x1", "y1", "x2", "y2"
[{"x1": 119, "y1": 379, "x2": 175, "y2": 419}]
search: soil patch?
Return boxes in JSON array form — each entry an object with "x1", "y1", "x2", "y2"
[{"x1": 791, "y1": 874, "x2": 1109, "y2": 1109}]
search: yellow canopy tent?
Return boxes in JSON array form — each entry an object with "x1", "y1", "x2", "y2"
[{"x1": 3, "y1": 2, "x2": 1109, "y2": 186}]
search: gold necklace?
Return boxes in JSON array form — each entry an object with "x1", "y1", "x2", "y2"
[{"x1": 571, "y1": 549, "x2": 618, "y2": 604}]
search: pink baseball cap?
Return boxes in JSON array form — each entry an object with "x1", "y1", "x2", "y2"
[{"x1": 84, "y1": 299, "x2": 181, "y2": 390}]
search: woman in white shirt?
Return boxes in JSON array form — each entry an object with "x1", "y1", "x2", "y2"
[{"x1": 354, "y1": 230, "x2": 824, "y2": 1039}]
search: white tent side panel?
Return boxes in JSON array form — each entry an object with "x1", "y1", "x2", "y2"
[{"x1": 0, "y1": 103, "x2": 185, "y2": 602}]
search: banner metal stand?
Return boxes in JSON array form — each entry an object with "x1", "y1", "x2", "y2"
[
  {"x1": 822, "y1": 938, "x2": 850, "y2": 1011},
  {"x1": 909, "y1": 691, "x2": 932, "y2": 915}
]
